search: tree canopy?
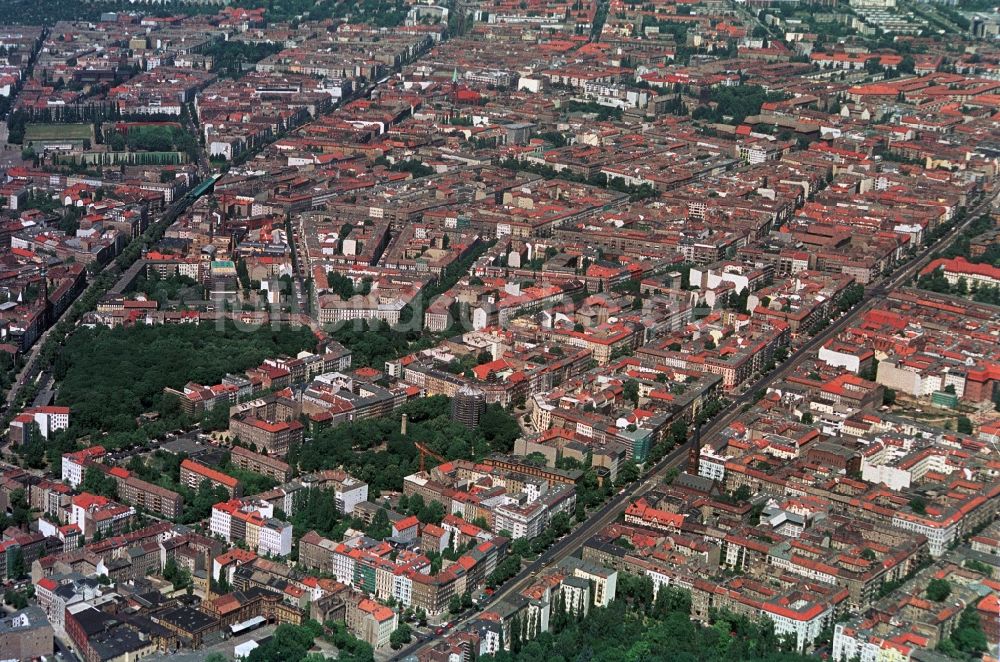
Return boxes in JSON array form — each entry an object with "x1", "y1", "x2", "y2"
[
  {"x1": 296, "y1": 396, "x2": 520, "y2": 495},
  {"x1": 330, "y1": 319, "x2": 417, "y2": 369},
  {"x1": 485, "y1": 578, "x2": 813, "y2": 662},
  {"x1": 692, "y1": 85, "x2": 788, "y2": 124},
  {"x1": 246, "y1": 620, "x2": 324, "y2": 662},
  {"x1": 53, "y1": 321, "x2": 315, "y2": 438},
  {"x1": 81, "y1": 466, "x2": 118, "y2": 498},
  {"x1": 926, "y1": 579, "x2": 951, "y2": 602},
  {"x1": 204, "y1": 40, "x2": 283, "y2": 79},
  {"x1": 938, "y1": 605, "x2": 989, "y2": 658}
]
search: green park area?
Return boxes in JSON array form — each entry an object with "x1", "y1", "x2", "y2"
[{"x1": 14, "y1": 322, "x2": 317, "y2": 469}]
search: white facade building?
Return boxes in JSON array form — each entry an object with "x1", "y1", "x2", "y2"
[
  {"x1": 258, "y1": 519, "x2": 293, "y2": 557},
  {"x1": 763, "y1": 600, "x2": 831, "y2": 653},
  {"x1": 493, "y1": 500, "x2": 546, "y2": 540}
]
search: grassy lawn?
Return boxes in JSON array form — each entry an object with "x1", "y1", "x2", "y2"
[{"x1": 24, "y1": 123, "x2": 95, "y2": 142}]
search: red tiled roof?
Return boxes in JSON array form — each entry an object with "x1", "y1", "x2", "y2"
[{"x1": 181, "y1": 459, "x2": 240, "y2": 489}]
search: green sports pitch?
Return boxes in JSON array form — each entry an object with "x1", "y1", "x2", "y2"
[{"x1": 23, "y1": 123, "x2": 95, "y2": 142}]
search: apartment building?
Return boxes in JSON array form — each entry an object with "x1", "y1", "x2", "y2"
[
  {"x1": 8, "y1": 405, "x2": 70, "y2": 443},
  {"x1": 230, "y1": 446, "x2": 292, "y2": 483},
  {"x1": 345, "y1": 596, "x2": 397, "y2": 649},
  {"x1": 228, "y1": 415, "x2": 304, "y2": 457},
  {"x1": 299, "y1": 469, "x2": 369, "y2": 515},
  {"x1": 118, "y1": 474, "x2": 184, "y2": 520},
  {"x1": 494, "y1": 499, "x2": 547, "y2": 540},
  {"x1": 70, "y1": 494, "x2": 135, "y2": 540},
  {"x1": 180, "y1": 459, "x2": 242, "y2": 498},
  {"x1": 61, "y1": 447, "x2": 107, "y2": 489},
  {"x1": 298, "y1": 530, "x2": 338, "y2": 574},
  {"x1": 210, "y1": 499, "x2": 293, "y2": 557}
]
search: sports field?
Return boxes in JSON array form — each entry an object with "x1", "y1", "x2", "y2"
[{"x1": 23, "y1": 123, "x2": 95, "y2": 142}]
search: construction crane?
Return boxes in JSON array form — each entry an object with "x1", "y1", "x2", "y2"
[{"x1": 414, "y1": 441, "x2": 447, "y2": 473}]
